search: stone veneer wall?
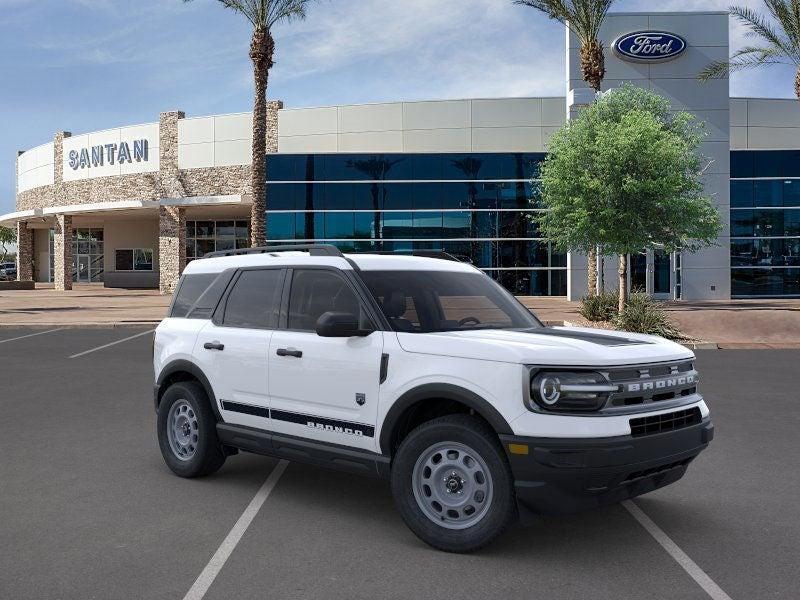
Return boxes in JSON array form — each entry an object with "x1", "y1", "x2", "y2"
[
  {"x1": 15, "y1": 103, "x2": 282, "y2": 291},
  {"x1": 15, "y1": 222, "x2": 33, "y2": 282},
  {"x1": 53, "y1": 214, "x2": 73, "y2": 291}
]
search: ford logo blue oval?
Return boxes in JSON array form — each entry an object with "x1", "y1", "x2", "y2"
[{"x1": 613, "y1": 31, "x2": 687, "y2": 62}]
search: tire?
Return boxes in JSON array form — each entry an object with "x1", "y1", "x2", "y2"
[
  {"x1": 390, "y1": 414, "x2": 518, "y2": 553},
  {"x1": 157, "y1": 381, "x2": 226, "y2": 478}
]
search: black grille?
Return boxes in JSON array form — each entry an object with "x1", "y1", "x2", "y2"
[
  {"x1": 629, "y1": 407, "x2": 702, "y2": 437},
  {"x1": 622, "y1": 458, "x2": 692, "y2": 484}
]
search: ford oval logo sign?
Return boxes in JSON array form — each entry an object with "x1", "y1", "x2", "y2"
[{"x1": 613, "y1": 31, "x2": 687, "y2": 62}]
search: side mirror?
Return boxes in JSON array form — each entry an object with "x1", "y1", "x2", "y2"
[{"x1": 315, "y1": 312, "x2": 372, "y2": 338}]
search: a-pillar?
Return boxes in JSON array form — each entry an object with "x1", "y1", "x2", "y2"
[
  {"x1": 159, "y1": 205, "x2": 185, "y2": 295},
  {"x1": 16, "y1": 221, "x2": 33, "y2": 282},
  {"x1": 53, "y1": 214, "x2": 73, "y2": 291}
]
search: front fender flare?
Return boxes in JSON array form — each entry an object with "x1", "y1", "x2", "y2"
[{"x1": 379, "y1": 383, "x2": 513, "y2": 454}]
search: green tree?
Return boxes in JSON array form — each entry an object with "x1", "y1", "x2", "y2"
[
  {"x1": 699, "y1": 2, "x2": 800, "y2": 100},
  {"x1": 514, "y1": 0, "x2": 616, "y2": 294},
  {"x1": 0, "y1": 226, "x2": 15, "y2": 264},
  {"x1": 184, "y1": 0, "x2": 315, "y2": 247},
  {"x1": 535, "y1": 85, "x2": 722, "y2": 312}
]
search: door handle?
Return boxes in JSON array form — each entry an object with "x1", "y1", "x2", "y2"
[
  {"x1": 276, "y1": 348, "x2": 303, "y2": 358},
  {"x1": 203, "y1": 341, "x2": 225, "y2": 351}
]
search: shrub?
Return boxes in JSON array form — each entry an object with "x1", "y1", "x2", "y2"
[
  {"x1": 613, "y1": 293, "x2": 684, "y2": 340},
  {"x1": 579, "y1": 290, "x2": 619, "y2": 322}
]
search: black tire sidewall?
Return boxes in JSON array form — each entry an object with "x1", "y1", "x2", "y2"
[
  {"x1": 391, "y1": 415, "x2": 517, "y2": 553},
  {"x1": 157, "y1": 381, "x2": 224, "y2": 478}
]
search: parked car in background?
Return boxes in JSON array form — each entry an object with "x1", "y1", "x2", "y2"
[{"x1": 0, "y1": 262, "x2": 15, "y2": 281}]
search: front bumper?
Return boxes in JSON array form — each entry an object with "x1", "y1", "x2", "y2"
[{"x1": 500, "y1": 417, "x2": 713, "y2": 516}]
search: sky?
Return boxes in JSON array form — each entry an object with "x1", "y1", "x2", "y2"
[{"x1": 0, "y1": 0, "x2": 797, "y2": 216}]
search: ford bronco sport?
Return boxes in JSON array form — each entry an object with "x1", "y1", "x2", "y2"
[{"x1": 153, "y1": 245, "x2": 713, "y2": 552}]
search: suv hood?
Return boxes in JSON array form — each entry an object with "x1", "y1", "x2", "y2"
[{"x1": 395, "y1": 326, "x2": 693, "y2": 366}]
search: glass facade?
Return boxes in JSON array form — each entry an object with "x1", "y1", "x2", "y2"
[
  {"x1": 186, "y1": 220, "x2": 251, "y2": 263},
  {"x1": 731, "y1": 151, "x2": 800, "y2": 297},
  {"x1": 264, "y1": 153, "x2": 567, "y2": 295}
]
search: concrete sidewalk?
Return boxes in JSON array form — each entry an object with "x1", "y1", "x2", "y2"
[
  {"x1": 2, "y1": 285, "x2": 799, "y2": 347},
  {"x1": 519, "y1": 296, "x2": 800, "y2": 348},
  {"x1": 0, "y1": 283, "x2": 169, "y2": 327}
]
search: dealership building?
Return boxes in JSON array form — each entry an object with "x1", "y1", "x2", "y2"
[{"x1": 3, "y1": 10, "x2": 800, "y2": 299}]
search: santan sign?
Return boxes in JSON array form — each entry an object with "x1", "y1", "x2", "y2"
[
  {"x1": 613, "y1": 31, "x2": 687, "y2": 62},
  {"x1": 68, "y1": 139, "x2": 149, "y2": 170}
]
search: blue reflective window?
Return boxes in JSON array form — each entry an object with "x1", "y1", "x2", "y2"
[
  {"x1": 355, "y1": 213, "x2": 377, "y2": 239},
  {"x1": 412, "y1": 212, "x2": 442, "y2": 239},
  {"x1": 381, "y1": 183, "x2": 413, "y2": 210},
  {"x1": 730, "y1": 152, "x2": 754, "y2": 178},
  {"x1": 783, "y1": 180, "x2": 800, "y2": 207},
  {"x1": 412, "y1": 154, "x2": 442, "y2": 180},
  {"x1": 732, "y1": 268, "x2": 800, "y2": 296},
  {"x1": 441, "y1": 183, "x2": 470, "y2": 209},
  {"x1": 754, "y1": 151, "x2": 783, "y2": 178},
  {"x1": 382, "y1": 212, "x2": 413, "y2": 238},
  {"x1": 412, "y1": 182, "x2": 442, "y2": 209},
  {"x1": 442, "y1": 212, "x2": 472, "y2": 237},
  {"x1": 324, "y1": 183, "x2": 354, "y2": 210},
  {"x1": 325, "y1": 213, "x2": 354, "y2": 239},
  {"x1": 730, "y1": 181, "x2": 754, "y2": 208},
  {"x1": 266, "y1": 213, "x2": 295, "y2": 240},
  {"x1": 266, "y1": 155, "x2": 297, "y2": 181},
  {"x1": 267, "y1": 184, "x2": 299, "y2": 210},
  {"x1": 754, "y1": 180, "x2": 783, "y2": 207}
]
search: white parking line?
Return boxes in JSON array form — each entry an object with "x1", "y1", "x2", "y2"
[
  {"x1": 0, "y1": 329, "x2": 63, "y2": 345},
  {"x1": 183, "y1": 460, "x2": 289, "y2": 600},
  {"x1": 68, "y1": 329, "x2": 155, "y2": 359},
  {"x1": 623, "y1": 500, "x2": 733, "y2": 600}
]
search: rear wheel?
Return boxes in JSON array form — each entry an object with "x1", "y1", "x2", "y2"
[
  {"x1": 391, "y1": 414, "x2": 517, "y2": 552},
  {"x1": 157, "y1": 381, "x2": 225, "y2": 478}
]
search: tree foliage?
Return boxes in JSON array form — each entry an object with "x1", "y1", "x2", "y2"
[
  {"x1": 535, "y1": 85, "x2": 722, "y2": 310},
  {"x1": 0, "y1": 226, "x2": 15, "y2": 262},
  {"x1": 699, "y1": 2, "x2": 800, "y2": 100}
]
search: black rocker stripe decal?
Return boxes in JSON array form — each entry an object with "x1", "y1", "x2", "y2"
[
  {"x1": 220, "y1": 402, "x2": 374, "y2": 438},
  {"x1": 221, "y1": 401, "x2": 270, "y2": 418}
]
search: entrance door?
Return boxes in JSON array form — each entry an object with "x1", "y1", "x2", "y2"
[
  {"x1": 652, "y1": 250, "x2": 672, "y2": 298},
  {"x1": 77, "y1": 256, "x2": 90, "y2": 282},
  {"x1": 626, "y1": 250, "x2": 674, "y2": 299},
  {"x1": 630, "y1": 253, "x2": 647, "y2": 293}
]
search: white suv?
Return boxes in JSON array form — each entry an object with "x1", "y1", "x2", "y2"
[{"x1": 153, "y1": 245, "x2": 713, "y2": 552}]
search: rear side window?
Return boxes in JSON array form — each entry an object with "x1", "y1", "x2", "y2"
[
  {"x1": 171, "y1": 273, "x2": 217, "y2": 317},
  {"x1": 222, "y1": 269, "x2": 284, "y2": 329}
]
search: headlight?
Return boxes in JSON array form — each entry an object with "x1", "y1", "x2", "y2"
[{"x1": 529, "y1": 371, "x2": 617, "y2": 412}]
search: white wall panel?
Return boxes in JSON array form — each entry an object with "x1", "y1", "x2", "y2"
[
  {"x1": 403, "y1": 100, "x2": 471, "y2": 130},
  {"x1": 338, "y1": 131, "x2": 403, "y2": 152},
  {"x1": 214, "y1": 113, "x2": 251, "y2": 142},
  {"x1": 278, "y1": 134, "x2": 338, "y2": 153},
  {"x1": 730, "y1": 126, "x2": 748, "y2": 149},
  {"x1": 178, "y1": 142, "x2": 214, "y2": 169},
  {"x1": 179, "y1": 117, "x2": 214, "y2": 144},
  {"x1": 648, "y1": 13, "x2": 729, "y2": 48},
  {"x1": 729, "y1": 99, "x2": 748, "y2": 127},
  {"x1": 471, "y1": 98, "x2": 542, "y2": 128},
  {"x1": 472, "y1": 127, "x2": 543, "y2": 152},
  {"x1": 278, "y1": 107, "x2": 338, "y2": 137},
  {"x1": 402, "y1": 128, "x2": 471, "y2": 152},
  {"x1": 214, "y1": 139, "x2": 250, "y2": 166},
  {"x1": 338, "y1": 103, "x2": 403, "y2": 133},
  {"x1": 541, "y1": 98, "x2": 566, "y2": 126},
  {"x1": 747, "y1": 98, "x2": 800, "y2": 128},
  {"x1": 746, "y1": 127, "x2": 800, "y2": 149}
]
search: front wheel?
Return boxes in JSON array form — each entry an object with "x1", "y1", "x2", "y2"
[
  {"x1": 391, "y1": 414, "x2": 517, "y2": 552},
  {"x1": 157, "y1": 381, "x2": 226, "y2": 478}
]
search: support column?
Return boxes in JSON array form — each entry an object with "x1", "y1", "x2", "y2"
[
  {"x1": 16, "y1": 221, "x2": 33, "y2": 282},
  {"x1": 159, "y1": 205, "x2": 185, "y2": 295},
  {"x1": 53, "y1": 214, "x2": 73, "y2": 291}
]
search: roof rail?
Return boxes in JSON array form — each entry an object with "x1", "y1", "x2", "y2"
[
  {"x1": 202, "y1": 244, "x2": 344, "y2": 259},
  {"x1": 354, "y1": 250, "x2": 470, "y2": 263}
]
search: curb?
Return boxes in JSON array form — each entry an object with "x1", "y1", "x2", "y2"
[{"x1": 0, "y1": 322, "x2": 161, "y2": 329}]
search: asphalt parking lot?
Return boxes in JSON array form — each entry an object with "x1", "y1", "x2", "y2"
[{"x1": 1, "y1": 328, "x2": 798, "y2": 600}]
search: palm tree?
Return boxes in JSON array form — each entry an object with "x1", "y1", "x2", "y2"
[
  {"x1": 699, "y1": 3, "x2": 800, "y2": 101},
  {"x1": 515, "y1": 0, "x2": 616, "y2": 295},
  {"x1": 184, "y1": 0, "x2": 314, "y2": 247}
]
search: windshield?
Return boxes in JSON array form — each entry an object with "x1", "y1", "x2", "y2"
[{"x1": 359, "y1": 270, "x2": 542, "y2": 333}]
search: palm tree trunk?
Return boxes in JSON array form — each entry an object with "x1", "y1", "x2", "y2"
[
  {"x1": 249, "y1": 29, "x2": 274, "y2": 248},
  {"x1": 580, "y1": 40, "x2": 605, "y2": 93},
  {"x1": 796, "y1": 67, "x2": 800, "y2": 102},
  {"x1": 587, "y1": 246, "x2": 597, "y2": 296},
  {"x1": 618, "y1": 254, "x2": 628, "y2": 314}
]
